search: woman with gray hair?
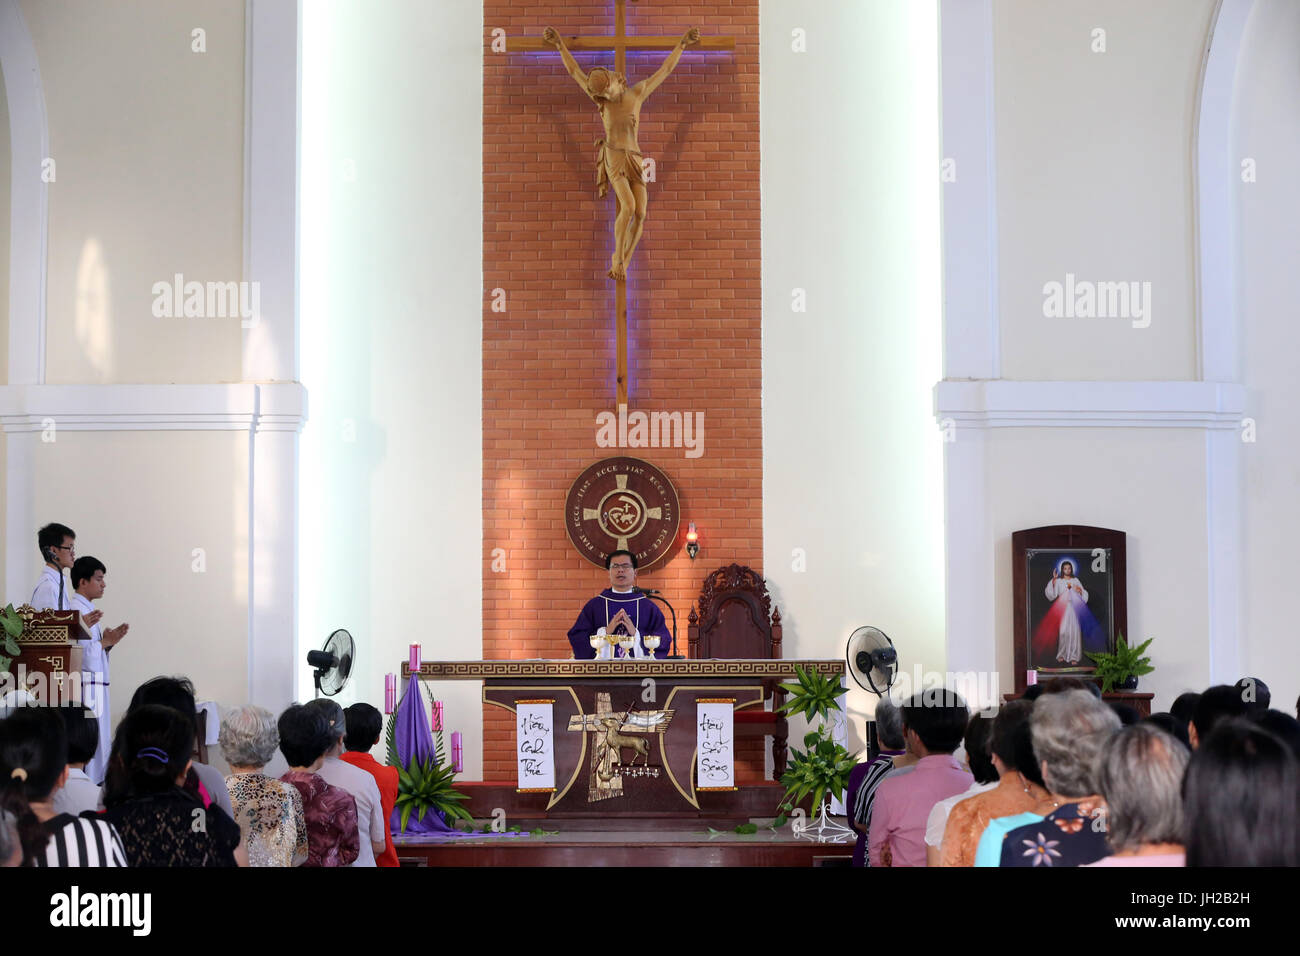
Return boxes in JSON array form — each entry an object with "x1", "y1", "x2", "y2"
[
  {"x1": 1085, "y1": 723, "x2": 1188, "y2": 866},
  {"x1": 995, "y1": 689, "x2": 1122, "y2": 866},
  {"x1": 220, "y1": 706, "x2": 307, "y2": 867},
  {"x1": 846, "y1": 696, "x2": 916, "y2": 867}
]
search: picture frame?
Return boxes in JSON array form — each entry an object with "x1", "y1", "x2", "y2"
[{"x1": 1011, "y1": 525, "x2": 1127, "y2": 695}]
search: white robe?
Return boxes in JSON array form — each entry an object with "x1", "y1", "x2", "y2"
[
  {"x1": 68, "y1": 591, "x2": 112, "y2": 785},
  {"x1": 30, "y1": 565, "x2": 70, "y2": 611},
  {"x1": 1044, "y1": 575, "x2": 1089, "y2": 664}
]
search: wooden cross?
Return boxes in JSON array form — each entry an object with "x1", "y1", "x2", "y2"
[{"x1": 509, "y1": 1, "x2": 734, "y2": 407}]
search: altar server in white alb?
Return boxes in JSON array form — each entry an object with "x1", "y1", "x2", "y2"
[
  {"x1": 31, "y1": 522, "x2": 78, "y2": 611},
  {"x1": 68, "y1": 557, "x2": 129, "y2": 785}
]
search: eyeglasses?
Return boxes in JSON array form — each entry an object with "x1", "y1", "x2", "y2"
[
  {"x1": 609, "y1": 563, "x2": 634, "y2": 571},
  {"x1": 54, "y1": 545, "x2": 75, "y2": 553}
]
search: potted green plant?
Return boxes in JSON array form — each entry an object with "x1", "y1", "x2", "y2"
[
  {"x1": 0, "y1": 605, "x2": 25, "y2": 674},
  {"x1": 773, "y1": 664, "x2": 857, "y2": 841},
  {"x1": 1085, "y1": 633, "x2": 1154, "y2": 693}
]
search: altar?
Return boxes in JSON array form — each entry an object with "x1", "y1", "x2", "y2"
[{"x1": 397, "y1": 659, "x2": 852, "y2": 866}]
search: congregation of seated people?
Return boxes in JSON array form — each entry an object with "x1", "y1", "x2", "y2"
[
  {"x1": 2, "y1": 670, "x2": 1296, "y2": 868},
  {"x1": 0, "y1": 675, "x2": 399, "y2": 868},
  {"x1": 850, "y1": 675, "x2": 1300, "y2": 867}
]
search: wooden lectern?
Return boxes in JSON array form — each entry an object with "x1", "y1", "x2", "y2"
[{"x1": 2, "y1": 605, "x2": 83, "y2": 704}]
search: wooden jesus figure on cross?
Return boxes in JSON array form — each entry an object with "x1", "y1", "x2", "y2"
[{"x1": 542, "y1": 25, "x2": 701, "y2": 280}]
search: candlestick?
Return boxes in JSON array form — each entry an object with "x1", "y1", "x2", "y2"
[
  {"x1": 451, "y1": 731, "x2": 463, "y2": 773},
  {"x1": 409, "y1": 643, "x2": 421, "y2": 674},
  {"x1": 384, "y1": 673, "x2": 396, "y2": 714}
]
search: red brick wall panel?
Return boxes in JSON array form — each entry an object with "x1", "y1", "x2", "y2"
[{"x1": 483, "y1": 0, "x2": 764, "y2": 783}]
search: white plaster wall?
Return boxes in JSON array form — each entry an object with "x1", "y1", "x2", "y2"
[
  {"x1": 762, "y1": 0, "x2": 944, "y2": 748},
  {"x1": 1235, "y1": 0, "x2": 1300, "y2": 717},
  {"x1": 993, "y1": 0, "x2": 1215, "y2": 381},
  {"x1": 20, "y1": 430, "x2": 250, "y2": 740},
  {"x1": 20, "y1": 0, "x2": 244, "y2": 385},
  {"x1": 300, "y1": 0, "x2": 484, "y2": 773},
  {"x1": 0, "y1": 61, "x2": 9, "y2": 382},
  {"x1": 1, "y1": 64, "x2": 9, "y2": 595},
  {"x1": 987, "y1": 427, "x2": 1211, "y2": 709}
]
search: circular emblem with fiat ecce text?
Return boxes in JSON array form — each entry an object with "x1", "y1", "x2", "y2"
[{"x1": 565, "y1": 457, "x2": 680, "y2": 569}]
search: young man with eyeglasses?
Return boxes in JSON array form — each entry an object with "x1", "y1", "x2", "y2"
[
  {"x1": 566, "y1": 550, "x2": 671, "y2": 659},
  {"x1": 31, "y1": 523, "x2": 78, "y2": 611}
]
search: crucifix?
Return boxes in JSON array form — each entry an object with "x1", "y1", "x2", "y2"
[{"x1": 510, "y1": 1, "x2": 734, "y2": 407}]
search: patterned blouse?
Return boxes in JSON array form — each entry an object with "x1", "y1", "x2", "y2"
[
  {"x1": 1000, "y1": 796, "x2": 1110, "y2": 867},
  {"x1": 226, "y1": 772, "x2": 308, "y2": 868},
  {"x1": 938, "y1": 775, "x2": 1053, "y2": 867},
  {"x1": 279, "y1": 770, "x2": 359, "y2": 868},
  {"x1": 102, "y1": 787, "x2": 241, "y2": 867}
]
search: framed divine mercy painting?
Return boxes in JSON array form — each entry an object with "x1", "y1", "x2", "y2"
[{"x1": 1011, "y1": 525, "x2": 1127, "y2": 695}]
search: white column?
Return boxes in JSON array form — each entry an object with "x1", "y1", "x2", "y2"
[
  {"x1": 938, "y1": 419, "x2": 994, "y2": 679},
  {"x1": 1, "y1": 0, "x2": 50, "y2": 385},
  {"x1": 1194, "y1": 0, "x2": 1255, "y2": 383},
  {"x1": 1205, "y1": 427, "x2": 1243, "y2": 682},
  {"x1": 3, "y1": 431, "x2": 36, "y2": 603},
  {"x1": 243, "y1": 0, "x2": 304, "y2": 707},
  {"x1": 939, "y1": 0, "x2": 998, "y2": 381},
  {"x1": 243, "y1": 0, "x2": 301, "y2": 384},
  {"x1": 248, "y1": 385, "x2": 305, "y2": 709}
]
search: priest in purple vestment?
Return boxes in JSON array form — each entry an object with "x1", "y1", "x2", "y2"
[{"x1": 567, "y1": 550, "x2": 672, "y2": 659}]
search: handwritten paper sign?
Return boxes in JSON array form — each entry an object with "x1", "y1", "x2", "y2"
[
  {"x1": 516, "y1": 700, "x2": 555, "y2": 792},
  {"x1": 696, "y1": 699, "x2": 735, "y2": 790}
]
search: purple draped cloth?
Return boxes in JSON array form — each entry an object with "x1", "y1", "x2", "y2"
[{"x1": 391, "y1": 674, "x2": 459, "y2": 835}]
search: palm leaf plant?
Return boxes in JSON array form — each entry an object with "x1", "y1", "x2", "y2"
[
  {"x1": 0, "y1": 605, "x2": 25, "y2": 674},
  {"x1": 773, "y1": 664, "x2": 856, "y2": 839},
  {"x1": 385, "y1": 684, "x2": 474, "y2": 831}
]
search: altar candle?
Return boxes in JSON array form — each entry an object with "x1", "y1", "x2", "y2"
[
  {"x1": 432, "y1": 700, "x2": 443, "y2": 732},
  {"x1": 409, "y1": 643, "x2": 422, "y2": 674},
  {"x1": 451, "y1": 732, "x2": 463, "y2": 773},
  {"x1": 384, "y1": 674, "x2": 396, "y2": 714},
  {"x1": 1026, "y1": 670, "x2": 1038, "y2": 687}
]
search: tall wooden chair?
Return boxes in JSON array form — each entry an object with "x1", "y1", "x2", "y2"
[{"x1": 687, "y1": 564, "x2": 787, "y2": 778}]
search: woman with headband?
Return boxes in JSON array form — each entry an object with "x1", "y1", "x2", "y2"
[{"x1": 101, "y1": 704, "x2": 247, "y2": 866}]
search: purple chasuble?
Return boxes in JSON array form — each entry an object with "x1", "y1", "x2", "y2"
[{"x1": 567, "y1": 588, "x2": 671, "y2": 658}]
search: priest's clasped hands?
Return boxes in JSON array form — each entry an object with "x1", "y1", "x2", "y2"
[{"x1": 607, "y1": 608, "x2": 636, "y2": 635}]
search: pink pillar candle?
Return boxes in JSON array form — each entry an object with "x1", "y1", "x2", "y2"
[
  {"x1": 1026, "y1": 670, "x2": 1038, "y2": 687},
  {"x1": 409, "y1": 643, "x2": 422, "y2": 674},
  {"x1": 451, "y1": 731, "x2": 463, "y2": 773},
  {"x1": 432, "y1": 700, "x2": 443, "y2": 732},
  {"x1": 384, "y1": 673, "x2": 397, "y2": 714}
]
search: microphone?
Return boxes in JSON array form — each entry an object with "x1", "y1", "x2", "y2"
[{"x1": 631, "y1": 586, "x2": 661, "y2": 595}]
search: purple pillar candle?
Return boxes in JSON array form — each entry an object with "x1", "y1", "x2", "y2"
[
  {"x1": 409, "y1": 643, "x2": 421, "y2": 674},
  {"x1": 384, "y1": 673, "x2": 397, "y2": 714},
  {"x1": 451, "y1": 731, "x2": 463, "y2": 773},
  {"x1": 432, "y1": 700, "x2": 443, "y2": 732}
]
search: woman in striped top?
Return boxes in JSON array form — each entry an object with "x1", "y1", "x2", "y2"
[{"x1": 0, "y1": 706, "x2": 126, "y2": 867}]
